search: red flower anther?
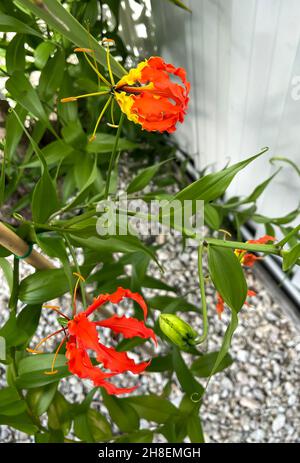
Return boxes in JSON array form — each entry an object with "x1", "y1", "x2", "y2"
[{"x1": 27, "y1": 278, "x2": 157, "y2": 395}]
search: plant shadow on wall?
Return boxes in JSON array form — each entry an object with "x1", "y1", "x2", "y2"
[{"x1": 0, "y1": 0, "x2": 299, "y2": 443}]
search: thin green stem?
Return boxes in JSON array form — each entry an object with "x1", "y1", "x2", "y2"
[
  {"x1": 64, "y1": 234, "x2": 87, "y2": 308},
  {"x1": 90, "y1": 95, "x2": 112, "y2": 141},
  {"x1": 277, "y1": 224, "x2": 300, "y2": 247},
  {"x1": 9, "y1": 257, "x2": 19, "y2": 314},
  {"x1": 195, "y1": 244, "x2": 208, "y2": 344},
  {"x1": 115, "y1": 208, "x2": 283, "y2": 256},
  {"x1": 104, "y1": 112, "x2": 125, "y2": 199}
]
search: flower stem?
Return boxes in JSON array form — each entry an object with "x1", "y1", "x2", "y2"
[
  {"x1": 104, "y1": 112, "x2": 125, "y2": 199},
  {"x1": 64, "y1": 234, "x2": 87, "y2": 309},
  {"x1": 195, "y1": 244, "x2": 208, "y2": 344}
]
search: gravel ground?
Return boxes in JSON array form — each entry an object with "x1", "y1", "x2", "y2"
[{"x1": 1, "y1": 162, "x2": 300, "y2": 443}]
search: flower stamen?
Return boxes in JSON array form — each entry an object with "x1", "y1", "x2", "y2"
[
  {"x1": 61, "y1": 90, "x2": 110, "y2": 104},
  {"x1": 43, "y1": 305, "x2": 70, "y2": 320},
  {"x1": 104, "y1": 39, "x2": 115, "y2": 86},
  {"x1": 26, "y1": 328, "x2": 65, "y2": 354},
  {"x1": 72, "y1": 272, "x2": 86, "y2": 316},
  {"x1": 89, "y1": 95, "x2": 113, "y2": 142},
  {"x1": 75, "y1": 48, "x2": 111, "y2": 87},
  {"x1": 44, "y1": 335, "x2": 67, "y2": 375}
]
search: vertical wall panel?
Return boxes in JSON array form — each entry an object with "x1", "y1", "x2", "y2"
[{"x1": 151, "y1": 0, "x2": 300, "y2": 220}]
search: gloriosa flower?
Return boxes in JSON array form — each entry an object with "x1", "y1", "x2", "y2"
[
  {"x1": 216, "y1": 290, "x2": 256, "y2": 319},
  {"x1": 234, "y1": 234, "x2": 276, "y2": 267},
  {"x1": 27, "y1": 277, "x2": 157, "y2": 395},
  {"x1": 61, "y1": 40, "x2": 189, "y2": 140}
]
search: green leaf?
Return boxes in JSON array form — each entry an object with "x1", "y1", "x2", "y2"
[
  {"x1": 0, "y1": 304, "x2": 41, "y2": 348},
  {"x1": 0, "y1": 13, "x2": 42, "y2": 37},
  {"x1": 253, "y1": 207, "x2": 300, "y2": 225},
  {"x1": 0, "y1": 257, "x2": 13, "y2": 291},
  {"x1": 4, "y1": 104, "x2": 27, "y2": 162},
  {"x1": 19, "y1": 0, "x2": 126, "y2": 78},
  {"x1": 57, "y1": 72, "x2": 78, "y2": 124},
  {"x1": 191, "y1": 351, "x2": 233, "y2": 377},
  {"x1": 148, "y1": 295, "x2": 199, "y2": 313},
  {"x1": 208, "y1": 245, "x2": 248, "y2": 312},
  {"x1": 282, "y1": 243, "x2": 300, "y2": 271},
  {"x1": 61, "y1": 158, "x2": 98, "y2": 212},
  {"x1": 174, "y1": 148, "x2": 268, "y2": 202},
  {"x1": 240, "y1": 169, "x2": 280, "y2": 204},
  {"x1": 127, "y1": 159, "x2": 173, "y2": 194},
  {"x1": 19, "y1": 269, "x2": 69, "y2": 304},
  {"x1": 0, "y1": 413, "x2": 38, "y2": 434},
  {"x1": 204, "y1": 204, "x2": 222, "y2": 230},
  {"x1": 31, "y1": 168, "x2": 60, "y2": 223},
  {"x1": 172, "y1": 348, "x2": 204, "y2": 396},
  {"x1": 16, "y1": 304, "x2": 42, "y2": 341},
  {"x1": 206, "y1": 312, "x2": 239, "y2": 386},
  {"x1": 38, "y1": 48, "x2": 65, "y2": 101},
  {"x1": 114, "y1": 429, "x2": 153, "y2": 443},
  {"x1": 86, "y1": 133, "x2": 137, "y2": 153},
  {"x1": 0, "y1": 336, "x2": 5, "y2": 361},
  {"x1": 70, "y1": 235, "x2": 161, "y2": 270},
  {"x1": 187, "y1": 414, "x2": 204, "y2": 443},
  {"x1": 74, "y1": 408, "x2": 112, "y2": 443},
  {"x1": 124, "y1": 395, "x2": 178, "y2": 424},
  {"x1": 102, "y1": 391, "x2": 139, "y2": 433},
  {"x1": 167, "y1": 0, "x2": 192, "y2": 13},
  {"x1": 16, "y1": 354, "x2": 69, "y2": 388},
  {"x1": 34, "y1": 41, "x2": 56, "y2": 69},
  {"x1": 48, "y1": 392, "x2": 71, "y2": 435},
  {"x1": 0, "y1": 387, "x2": 26, "y2": 416},
  {"x1": 26, "y1": 383, "x2": 58, "y2": 416},
  {"x1": 35, "y1": 430, "x2": 64, "y2": 443},
  {"x1": 6, "y1": 34, "x2": 25, "y2": 74},
  {"x1": 146, "y1": 354, "x2": 173, "y2": 372},
  {"x1": 24, "y1": 140, "x2": 73, "y2": 168},
  {"x1": 6, "y1": 71, "x2": 49, "y2": 124}
]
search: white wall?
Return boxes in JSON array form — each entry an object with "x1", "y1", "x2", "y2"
[{"x1": 152, "y1": 0, "x2": 300, "y2": 222}]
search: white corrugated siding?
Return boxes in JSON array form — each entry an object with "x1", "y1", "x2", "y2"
[{"x1": 151, "y1": 0, "x2": 300, "y2": 222}]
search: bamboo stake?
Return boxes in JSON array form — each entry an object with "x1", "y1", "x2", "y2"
[{"x1": 0, "y1": 222, "x2": 55, "y2": 269}]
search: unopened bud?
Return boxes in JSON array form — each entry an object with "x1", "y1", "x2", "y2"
[{"x1": 159, "y1": 314, "x2": 197, "y2": 350}]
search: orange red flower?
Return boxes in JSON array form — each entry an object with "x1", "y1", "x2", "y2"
[
  {"x1": 216, "y1": 290, "x2": 256, "y2": 319},
  {"x1": 61, "y1": 43, "x2": 189, "y2": 138},
  {"x1": 234, "y1": 235, "x2": 276, "y2": 267},
  {"x1": 27, "y1": 286, "x2": 156, "y2": 395},
  {"x1": 114, "y1": 56, "x2": 190, "y2": 133}
]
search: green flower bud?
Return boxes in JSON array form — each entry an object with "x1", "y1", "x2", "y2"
[{"x1": 159, "y1": 314, "x2": 197, "y2": 350}]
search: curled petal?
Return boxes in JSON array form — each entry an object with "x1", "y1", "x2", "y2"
[
  {"x1": 66, "y1": 340, "x2": 114, "y2": 382},
  {"x1": 66, "y1": 340, "x2": 136, "y2": 395},
  {"x1": 216, "y1": 293, "x2": 225, "y2": 319},
  {"x1": 68, "y1": 313, "x2": 100, "y2": 352},
  {"x1": 96, "y1": 343, "x2": 150, "y2": 374},
  {"x1": 247, "y1": 235, "x2": 275, "y2": 244},
  {"x1": 96, "y1": 314, "x2": 157, "y2": 346},
  {"x1": 247, "y1": 290, "x2": 256, "y2": 297},
  {"x1": 241, "y1": 253, "x2": 262, "y2": 267},
  {"x1": 84, "y1": 287, "x2": 148, "y2": 319}
]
